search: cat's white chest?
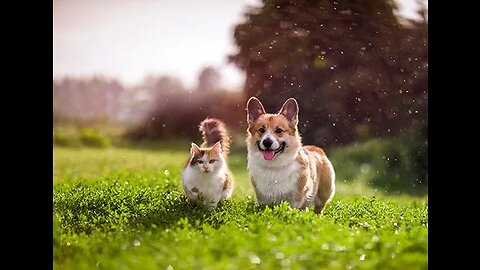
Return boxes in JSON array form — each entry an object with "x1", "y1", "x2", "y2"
[{"x1": 182, "y1": 167, "x2": 224, "y2": 206}]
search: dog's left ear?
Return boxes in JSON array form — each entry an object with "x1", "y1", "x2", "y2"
[{"x1": 279, "y1": 98, "x2": 299, "y2": 125}]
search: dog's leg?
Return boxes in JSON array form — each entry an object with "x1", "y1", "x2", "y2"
[
  {"x1": 314, "y1": 158, "x2": 335, "y2": 214},
  {"x1": 251, "y1": 180, "x2": 269, "y2": 205},
  {"x1": 290, "y1": 197, "x2": 304, "y2": 209},
  {"x1": 290, "y1": 171, "x2": 309, "y2": 209}
]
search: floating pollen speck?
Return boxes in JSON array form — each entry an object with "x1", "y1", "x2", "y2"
[{"x1": 249, "y1": 255, "x2": 261, "y2": 264}]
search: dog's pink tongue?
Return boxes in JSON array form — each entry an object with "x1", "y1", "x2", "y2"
[{"x1": 263, "y1": 150, "x2": 275, "y2": 160}]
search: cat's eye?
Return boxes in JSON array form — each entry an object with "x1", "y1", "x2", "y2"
[
  {"x1": 258, "y1": 127, "x2": 265, "y2": 134},
  {"x1": 275, "y1": 128, "x2": 283, "y2": 134},
  {"x1": 209, "y1": 160, "x2": 216, "y2": 164},
  {"x1": 197, "y1": 160, "x2": 204, "y2": 164}
]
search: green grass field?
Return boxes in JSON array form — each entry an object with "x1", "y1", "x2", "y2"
[{"x1": 53, "y1": 142, "x2": 428, "y2": 269}]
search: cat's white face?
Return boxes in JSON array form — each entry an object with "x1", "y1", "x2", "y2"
[
  {"x1": 189, "y1": 142, "x2": 223, "y2": 173},
  {"x1": 191, "y1": 154, "x2": 222, "y2": 173}
]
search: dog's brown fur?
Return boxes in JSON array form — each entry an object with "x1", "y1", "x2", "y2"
[{"x1": 246, "y1": 97, "x2": 335, "y2": 214}]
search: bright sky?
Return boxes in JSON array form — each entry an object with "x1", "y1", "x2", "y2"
[{"x1": 53, "y1": 0, "x2": 426, "y2": 89}]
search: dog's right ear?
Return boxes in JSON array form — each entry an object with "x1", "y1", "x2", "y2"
[{"x1": 246, "y1": 97, "x2": 266, "y2": 125}]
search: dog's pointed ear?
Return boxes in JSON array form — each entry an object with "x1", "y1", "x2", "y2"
[
  {"x1": 246, "y1": 97, "x2": 266, "y2": 125},
  {"x1": 278, "y1": 98, "x2": 299, "y2": 125},
  {"x1": 190, "y1": 143, "x2": 201, "y2": 155}
]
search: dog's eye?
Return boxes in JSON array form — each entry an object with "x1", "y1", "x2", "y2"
[
  {"x1": 197, "y1": 160, "x2": 204, "y2": 164},
  {"x1": 275, "y1": 128, "x2": 283, "y2": 134},
  {"x1": 258, "y1": 127, "x2": 265, "y2": 134},
  {"x1": 209, "y1": 159, "x2": 216, "y2": 164}
]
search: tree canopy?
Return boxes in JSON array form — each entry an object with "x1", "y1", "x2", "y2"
[{"x1": 229, "y1": 0, "x2": 427, "y2": 145}]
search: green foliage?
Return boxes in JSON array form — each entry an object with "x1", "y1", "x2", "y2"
[
  {"x1": 329, "y1": 130, "x2": 428, "y2": 195},
  {"x1": 54, "y1": 144, "x2": 427, "y2": 269},
  {"x1": 53, "y1": 129, "x2": 80, "y2": 147},
  {"x1": 230, "y1": 0, "x2": 428, "y2": 145},
  {"x1": 53, "y1": 127, "x2": 112, "y2": 148},
  {"x1": 54, "y1": 179, "x2": 427, "y2": 270},
  {"x1": 79, "y1": 128, "x2": 111, "y2": 147}
]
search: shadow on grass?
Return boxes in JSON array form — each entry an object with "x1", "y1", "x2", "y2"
[
  {"x1": 54, "y1": 183, "x2": 261, "y2": 235},
  {"x1": 132, "y1": 198, "x2": 261, "y2": 231}
]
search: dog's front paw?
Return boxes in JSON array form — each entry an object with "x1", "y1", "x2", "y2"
[{"x1": 289, "y1": 200, "x2": 304, "y2": 209}]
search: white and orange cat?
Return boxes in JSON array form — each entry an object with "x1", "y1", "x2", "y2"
[{"x1": 182, "y1": 118, "x2": 234, "y2": 210}]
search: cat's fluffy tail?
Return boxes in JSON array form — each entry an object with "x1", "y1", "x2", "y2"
[{"x1": 199, "y1": 118, "x2": 231, "y2": 155}]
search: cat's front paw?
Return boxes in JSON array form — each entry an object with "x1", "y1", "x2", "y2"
[
  {"x1": 204, "y1": 199, "x2": 219, "y2": 210},
  {"x1": 204, "y1": 203, "x2": 218, "y2": 211},
  {"x1": 196, "y1": 192, "x2": 206, "y2": 202}
]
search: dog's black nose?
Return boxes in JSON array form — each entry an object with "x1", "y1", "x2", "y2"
[{"x1": 262, "y1": 138, "x2": 273, "y2": 149}]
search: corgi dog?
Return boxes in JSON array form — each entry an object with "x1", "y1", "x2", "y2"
[
  {"x1": 181, "y1": 118, "x2": 234, "y2": 210},
  {"x1": 245, "y1": 97, "x2": 335, "y2": 214}
]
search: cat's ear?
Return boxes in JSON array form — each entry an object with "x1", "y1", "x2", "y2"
[
  {"x1": 247, "y1": 97, "x2": 266, "y2": 125},
  {"x1": 211, "y1": 141, "x2": 222, "y2": 154},
  {"x1": 191, "y1": 143, "x2": 201, "y2": 155},
  {"x1": 278, "y1": 98, "x2": 299, "y2": 125}
]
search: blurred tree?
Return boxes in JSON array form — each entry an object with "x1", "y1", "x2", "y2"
[
  {"x1": 229, "y1": 0, "x2": 427, "y2": 146},
  {"x1": 197, "y1": 67, "x2": 221, "y2": 92},
  {"x1": 151, "y1": 76, "x2": 186, "y2": 100},
  {"x1": 123, "y1": 75, "x2": 187, "y2": 125},
  {"x1": 126, "y1": 90, "x2": 246, "y2": 141},
  {"x1": 54, "y1": 76, "x2": 126, "y2": 123},
  {"x1": 127, "y1": 74, "x2": 246, "y2": 141}
]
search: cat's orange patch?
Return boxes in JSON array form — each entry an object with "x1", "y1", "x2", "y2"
[
  {"x1": 205, "y1": 148, "x2": 220, "y2": 160},
  {"x1": 188, "y1": 146, "x2": 221, "y2": 165}
]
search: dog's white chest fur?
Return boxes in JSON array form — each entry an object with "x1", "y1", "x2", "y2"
[{"x1": 247, "y1": 151, "x2": 302, "y2": 205}]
